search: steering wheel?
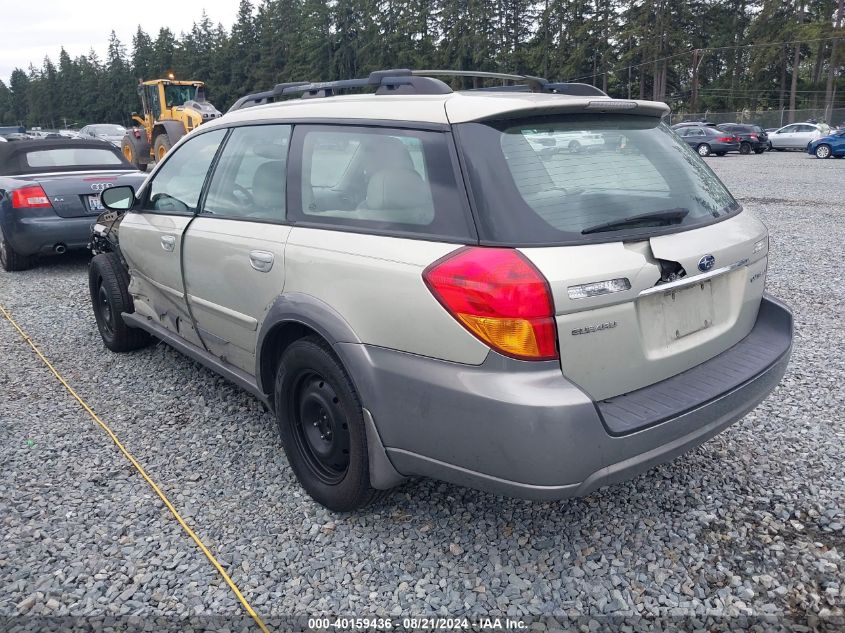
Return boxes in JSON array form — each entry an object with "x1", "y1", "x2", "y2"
[{"x1": 231, "y1": 183, "x2": 254, "y2": 206}]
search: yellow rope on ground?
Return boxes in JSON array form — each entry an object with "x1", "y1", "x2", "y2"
[{"x1": 0, "y1": 303, "x2": 270, "y2": 633}]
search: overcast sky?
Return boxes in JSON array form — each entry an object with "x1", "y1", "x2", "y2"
[{"x1": 1, "y1": 1, "x2": 240, "y2": 84}]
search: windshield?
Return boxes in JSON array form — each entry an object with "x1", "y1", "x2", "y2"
[
  {"x1": 457, "y1": 115, "x2": 739, "y2": 245},
  {"x1": 164, "y1": 84, "x2": 196, "y2": 108},
  {"x1": 90, "y1": 125, "x2": 125, "y2": 136}
]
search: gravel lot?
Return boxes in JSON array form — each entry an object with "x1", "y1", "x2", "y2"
[{"x1": 0, "y1": 151, "x2": 843, "y2": 629}]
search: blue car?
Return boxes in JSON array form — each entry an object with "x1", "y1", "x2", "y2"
[{"x1": 808, "y1": 129, "x2": 845, "y2": 158}]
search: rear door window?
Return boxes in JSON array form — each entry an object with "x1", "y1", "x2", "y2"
[
  {"x1": 288, "y1": 125, "x2": 474, "y2": 240},
  {"x1": 456, "y1": 114, "x2": 739, "y2": 246}
]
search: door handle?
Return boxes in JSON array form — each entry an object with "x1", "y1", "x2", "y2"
[
  {"x1": 160, "y1": 234, "x2": 176, "y2": 252},
  {"x1": 249, "y1": 250, "x2": 274, "y2": 272}
]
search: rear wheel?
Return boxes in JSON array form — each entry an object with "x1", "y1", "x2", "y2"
[
  {"x1": 815, "y1": 144, "x2": 832, "y2": 159},
  {"x1": 739, "y1": 141, "x2": 751, "y2": 155},
  {"x1": 89, "y1": 252, "x2": 151, "y2": 352},
  {"x1": 274, "y1": 336, "x2": 382, "y2": 511},
  {"x1": 697, "y1": 143, "x2": 711, "y2": 157},
  {"x1": 568, "y1": 140, "x2": 581, "y2": 153},
  {"x1": 0, "y1": 231, "x2": 34, "y2": 272},
  {"x1": 153, "y1": 135, "x2": 173, "y2": 163}
]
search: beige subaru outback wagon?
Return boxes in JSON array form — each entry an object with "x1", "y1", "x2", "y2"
[{"x1": 89, "y1": 70, "x2": 793, "y2": 511}]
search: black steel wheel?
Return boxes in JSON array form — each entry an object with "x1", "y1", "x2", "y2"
[
  {"x1": 274, "y1": 336, "x2": 384, "y2": 511},
  {"x1": 88, "y1": 252, "x2": 151, "y2": 352},
  {"x1": 0, "y1": 231, "x2": 34, "y2": 272},
  {"x1": 292, "y1": 370, "x2": 351, "y2": 484}
]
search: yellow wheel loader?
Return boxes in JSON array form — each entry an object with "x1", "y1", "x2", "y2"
[{"x1": 121, "y1": 79, "x2": 221, "y2": 170}]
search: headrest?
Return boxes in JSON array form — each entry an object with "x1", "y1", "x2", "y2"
[
  {"x1": 361, "y1": 136, "x2": 415, "y2": 172},
  {"x1": 252, "y1": 160, "x2": 284, "y2": 202},
  {"x1": 253, "y1": 142, "x2": 287, "y2": 160},
  {"x1": 365, "y1": 168, "x2": 431, "y2": 211}
]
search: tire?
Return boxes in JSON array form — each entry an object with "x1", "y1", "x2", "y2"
[
  {"x1": 569, "y1": 140, "x2": 581, "y2": 153},
  {"x1": 697, "y1": 143, "x2": 711, "y2": 157},
  {"x1": 274, "y1": 336, "x2": 383, "y2": 511},
  {"x1": 814, "y1": 144, "x2": 832, "y2": 159},
  {"x1": 88, "y1": 252, "x2": 151, "y2": 352},
  {"x1": 739, "y1": 142, "x2": 751, "y2": 155},
  {"x1": 121, "y1": 136, "x2": 146, "y2": 171},
  {"x1": 0, "y1": 230, "x2": 34, "y2": 272},
  {"x1": 153, "y1": 135, "x2": 172, "y2": 163}
]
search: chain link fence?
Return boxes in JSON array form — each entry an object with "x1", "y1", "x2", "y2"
[{"x1": 666, "y1": 108, "x2": 845, "y2": 129}]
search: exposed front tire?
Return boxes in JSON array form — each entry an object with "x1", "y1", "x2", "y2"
[
  {"x1": 739, "y1": 142, "x2": 751, "y2": 155},
  {"x1": 815, "y1": 144, "x2": 831, "y2": 159},
  {"x1": 89, "y1": 252, "x2": 151, "y2": 352},
  {"x1": 274, "y1": 336, "x2": 383, "y2": 511},
  {"x1": 697, "y1": 143, "x2": 711, "y2": 157},
  {"x1": 121, "y1": 135, "x2": 147, "y2": 171},
  {"x1": 0, "y1": 231, "x2": 34, "y2": 272},
  {"x1": 153, "y1": 135, "x2": 173, "y2": 163}
]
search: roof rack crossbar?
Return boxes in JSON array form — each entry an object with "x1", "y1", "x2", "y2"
[
  {"x1": 412, "y1": 70, "x2": 549, "y2": 92},
  {"x1": 228, "y1": 81, "x2": 310, "y2": 112},
  {"x1": 228, "y1": 69, "x2": 611, "y2": 111}
]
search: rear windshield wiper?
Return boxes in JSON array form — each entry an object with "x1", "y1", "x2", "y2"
[{"x1": 581, "y1": 208, "x2": 690, "y2": 235}]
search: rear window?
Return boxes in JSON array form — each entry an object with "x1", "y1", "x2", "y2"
[
  {"x1": 457, "y1": 115, "x2": 739, "y2": 246},
  {"x1": 25, "y1": 147, "x2": 125, "y2": 168}
]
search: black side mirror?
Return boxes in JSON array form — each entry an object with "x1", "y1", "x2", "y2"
[{"x1": 101, "y1": 185, "x2": 135, "y2": 211}]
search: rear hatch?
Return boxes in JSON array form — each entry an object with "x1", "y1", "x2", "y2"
[
  {"x1": 454, "y1": 110, "x2": 769, "y2": 400},
  {"x1": 16, "y1": 171, "x2": 146, "y2": 218}
]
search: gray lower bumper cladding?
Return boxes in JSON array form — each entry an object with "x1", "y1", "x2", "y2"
[{"x1": 338, "y1": 295, "x2": 793, "y2": 500}]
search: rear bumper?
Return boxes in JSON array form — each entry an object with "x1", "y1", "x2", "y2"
[
  {"x1": 1, "y1": 211, "x2": 94, "y2": 256},
  {"x1": 340, "y1": 295, "x2": 793, "y2": 499},
  {"x1": 713, "y1": 141, "x2": 740, "y2": 153}
]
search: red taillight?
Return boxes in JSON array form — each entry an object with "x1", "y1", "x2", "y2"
[
  {"x1": 11, "y1": 185, "x2": 52, "y2": 209},
  {"x1": 422, "y1": 247, "x2": 558, "y2": 361},
  {"x1": 749, "y1": 134, "x2": 759, "y2": 140},
  {"x1": 717, "y1": 136, "x2": 735, "y2": 143}
]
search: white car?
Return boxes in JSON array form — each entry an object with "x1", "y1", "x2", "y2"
[
  {"x1": 79, "y1": 124, "x2": 127, "y2": 147},
  {"x1": 525, "y1": 129, "x2": 605, "y2": 155},
  {"x1": 87, "y1": 69, "x2": 793, "y2": 511},
  {"x1": 768, "y1": 123, "x2": 825, "y2": 150}
]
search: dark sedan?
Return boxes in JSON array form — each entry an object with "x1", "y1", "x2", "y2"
[
  {"x1": 673, "y1": 125, "x2": 740, "y2": 157},
  {"x1": 716, "y1": 123, "x2": 768, "y2": 154},
  {"x1": 0, "y1": 139, "x2": 146, "y2": 271}
]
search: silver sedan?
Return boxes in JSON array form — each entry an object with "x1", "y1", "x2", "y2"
[{"x1": 768, "y1": 123, "x2": 825, "y2": 150}]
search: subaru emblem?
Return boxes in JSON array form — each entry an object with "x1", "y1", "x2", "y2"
[{"x1": 698, "y1": 254, "x2": 716, "y2": 272}]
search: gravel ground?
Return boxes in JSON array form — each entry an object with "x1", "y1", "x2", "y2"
[{"x1": 0, "y1": 150, "x2": 843, "y2": 629}]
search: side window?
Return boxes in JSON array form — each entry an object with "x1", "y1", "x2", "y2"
[
  {"x1": 779, "y1": 125, "x2": 796, "y2": 133},
  {"x1": 144, "y1": 129, "x2": 226, "y2": 214},
  {"x1": 291, "y1": 126, "x2": 473, "y2": 239},
  {"x1": 203, "y1": 124, "x2": 291, "y2": 221}
]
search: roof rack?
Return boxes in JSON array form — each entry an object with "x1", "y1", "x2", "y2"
[{"x1": 228, "y1": 69, "x2": 609, "y2": 112}]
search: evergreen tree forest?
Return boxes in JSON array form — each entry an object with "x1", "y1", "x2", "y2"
[{"x1": 1, "y1": 0, "x2": 844, "y2": 127}]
